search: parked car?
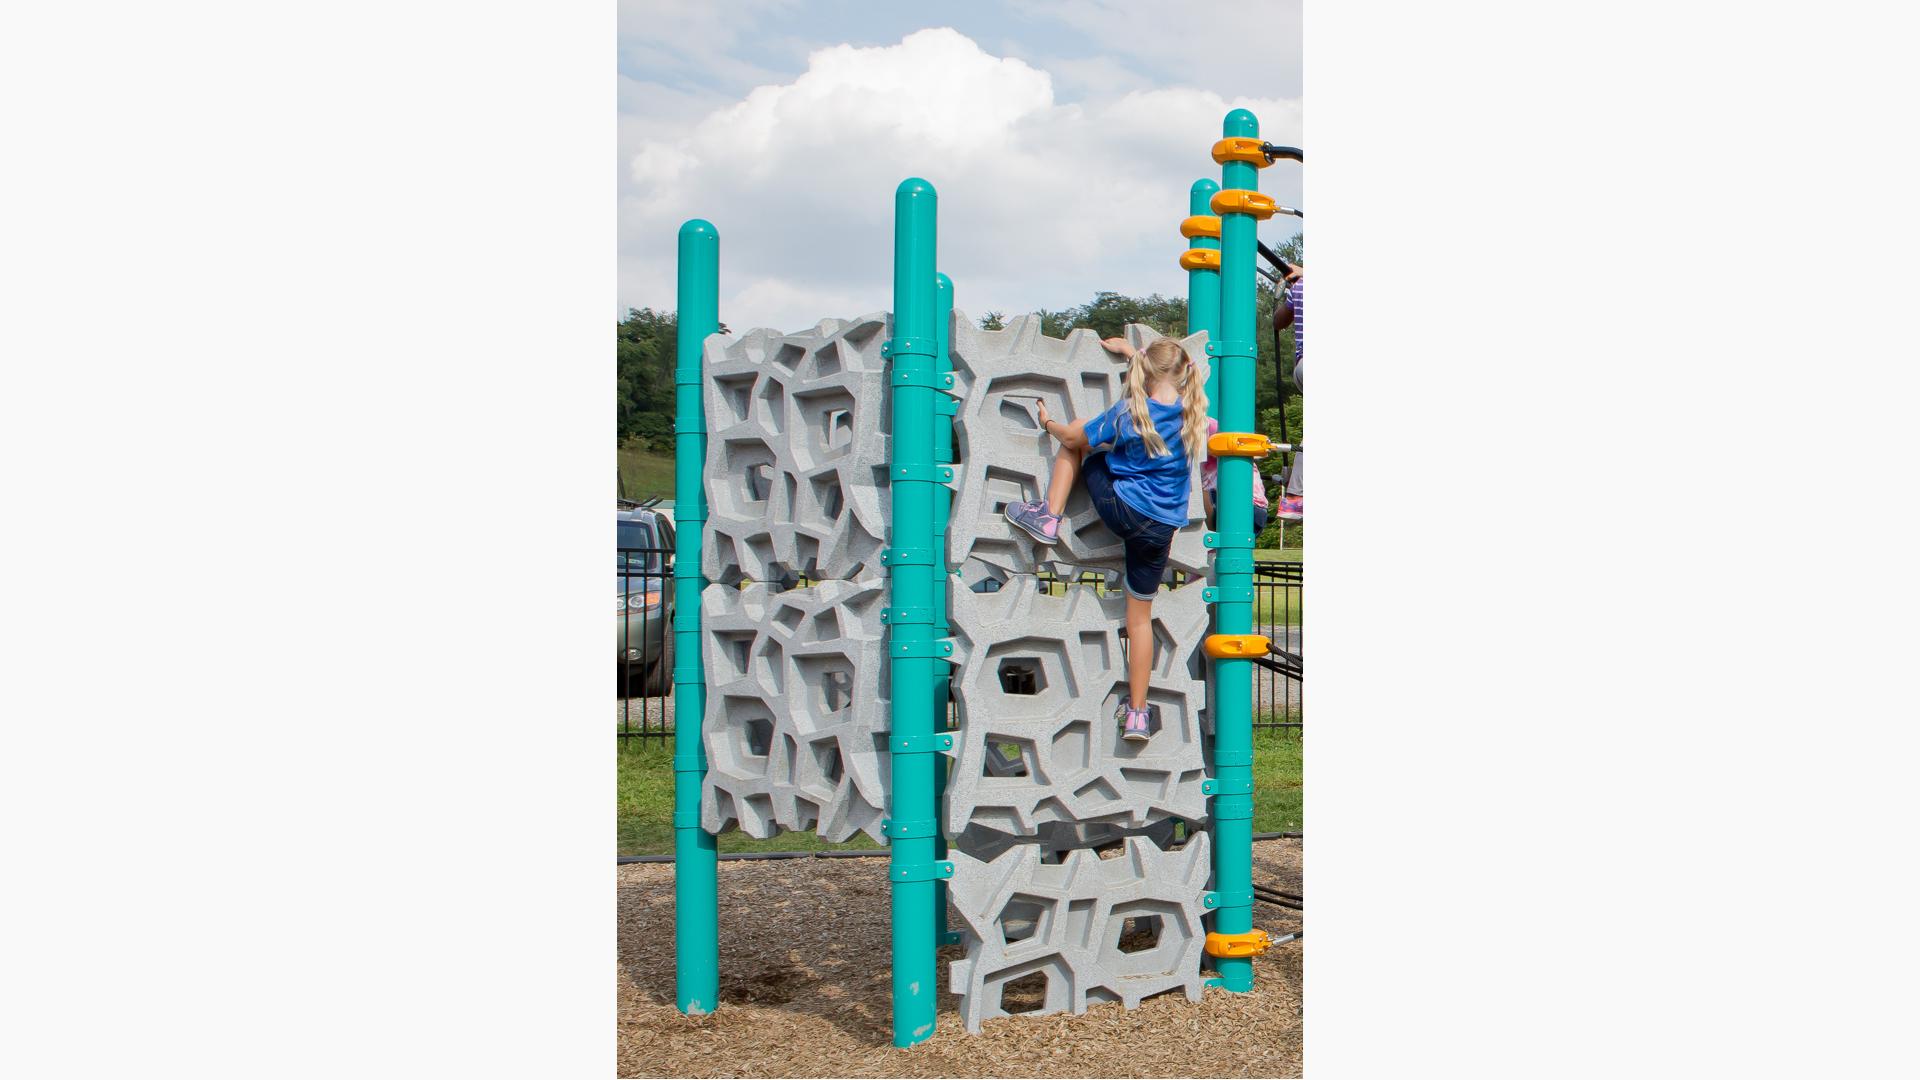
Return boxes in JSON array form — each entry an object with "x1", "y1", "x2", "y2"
[{"x1": 618, "y1": 503, "x2": 676, "y2": 697}]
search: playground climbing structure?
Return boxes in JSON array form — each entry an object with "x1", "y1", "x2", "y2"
[{"x1": 671, "y1": 109, "x2": 1294, "y2": 1046}]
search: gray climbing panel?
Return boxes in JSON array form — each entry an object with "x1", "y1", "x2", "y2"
[
  {"x1": 694, "y1": 311, "x2": 1221, "y2": 1034},
  {"x1": 701, "y1": 316, "x2": 892, "y2": 587},
  {"x1": 943, "y1": 579, "x2": 1211, "y2": 836},
  {"x1": 945, "y1": 833, "x2": 1214, "y2": 1033},
  {"x1": 698, "y1": 578, "x2": 891, "y2": 843},
  {"x1": 946, "y1": 317, "x2": 1212, "y2": 583}
]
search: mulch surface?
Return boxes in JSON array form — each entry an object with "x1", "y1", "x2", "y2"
[{"x1": 617, "y1": 839, "x2": 1302, "y2": 1078}]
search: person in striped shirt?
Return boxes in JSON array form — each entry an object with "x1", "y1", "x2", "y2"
[{"x1": 1275, "y1": 266, "x2": 1304, "y2": 521}]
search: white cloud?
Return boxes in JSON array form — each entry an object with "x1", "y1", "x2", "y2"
[
  {"x1": 619, "y1": 27, "x2": 1302, "y2": 332},
  {"x1": 1005, "y1": 0, "x2": 1302, "y2": 98}
]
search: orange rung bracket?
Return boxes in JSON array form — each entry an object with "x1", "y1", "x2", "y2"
[
  {"x1": 1205, "y1": 929, "x2": 1273, "y2": 958},
  {"x1": 1208, "y1": 431, "x2": 1271, "y2": 457},
  {"x1": 1210, "y1": 188, "x2": 1277, "y2": 220},
  {"x1": 1204, "y1": 633, "x2": 1270, "y2": 659},
  {"x1": 1179, "y1": 214, "x2": 1221, "y2": 239},
  {"x1": 1179, "y1": 248, "x2": 1222, "y2": 272},
  {"x1": 1211, "y1": 137, "x2": 1271, "y2": 167}
]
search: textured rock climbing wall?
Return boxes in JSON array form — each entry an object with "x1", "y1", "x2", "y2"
[
  {"x1": 700, "y1": 315, "x2": 892, "y2": 587},
  {"x1": 944, "y1": 834, "x2": 1214, "y2": 1033},
  {"x1": 946, "y1": 316, "x2": 1211, "y2": 584},
  {"x1": 699, "y1": 578, "x2": 891, "y2": 843},
  {"x1": 695, "y1": 310, "x2": 1219, "y2": 1033},
  {"x1": 942, "y1": 580, "x2": 1211, "y2": 835}
]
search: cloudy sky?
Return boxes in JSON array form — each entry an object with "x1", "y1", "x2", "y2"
[{"x1": 620, "y1": 0, "x2": 1302, "y2": 332}]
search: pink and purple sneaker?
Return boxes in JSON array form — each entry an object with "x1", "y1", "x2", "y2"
[
  {"x1": 1275, "y1": 495, "x2": 1303, "y2": 522},
  {"x1": 1004, "y1": 499, "x2": 1061, "y2": 545},
  {"x1": 1121, "y1": 705, "x2": 1151, "y2": 742}
]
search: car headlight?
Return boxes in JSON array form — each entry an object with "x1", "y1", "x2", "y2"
[{"x1": 618, "y1": 591, "x2": 664, "y2": 612}]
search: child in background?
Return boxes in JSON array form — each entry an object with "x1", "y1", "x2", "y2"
[
  {"x1": 1202, "y1": 416, "x2": 1270, "y2": 533},
  {"x1": 1275, "y1": 266, "x2": 1304, "y2": 520},
  {"x1": 1003, "y1": 337, "x2": 1207, "y2": 742}
]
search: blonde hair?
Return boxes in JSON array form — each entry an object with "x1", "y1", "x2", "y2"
[{"x1": 1123, "y1": 338, "x2": 1208, "y2": 464}]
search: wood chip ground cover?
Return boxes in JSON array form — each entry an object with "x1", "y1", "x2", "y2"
[{"x1": 617, "y1": 839, "x2": 1302, "y2": 1078}]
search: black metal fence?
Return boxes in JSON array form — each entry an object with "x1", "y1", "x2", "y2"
[
  {"x1": 617, "y1": 545, "x2": 675, "y2": 740},
  {"x1": 1250, "y1": 560, "x2": 1303, "y2": 731},
  {"x1": 618, "y1": 549, "x2": 1302, "y2": 741}
]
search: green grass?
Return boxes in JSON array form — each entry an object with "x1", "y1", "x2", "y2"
[
  {"x1": 618, "y1": 729, "x2": 1301, "y2": 855},
  {"x1": 617, "y1": 443, "x2": 676, "y2": 502},
  {"x1": 1255, "y1": 548, "x2": 1303, "y2": 562}
]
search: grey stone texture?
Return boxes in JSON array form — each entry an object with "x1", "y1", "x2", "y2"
[
  {"x1": 694, "y1": 311, "x2": 1222, "y2": 1034},
  {"x1": 945, "y1": 833, "x2": 1214, "y2": 1033},
  {"x1": 698, "y1": 579, "x2": 891, "y2": 843},
  {"x1": 700, "y1": 316, "x2": 893, "y2": 587},
  {"x1": 698, "y1": 312, "x2": 1211, "y2": 587},
  {"x1": 946, "y1": 316, "x2": 1212, "y2": 582},
  {"x1": 943, "y1": 579, "x2": 1212, "y2": 837}
]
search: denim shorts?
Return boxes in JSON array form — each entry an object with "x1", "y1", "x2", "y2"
[{"x1": 1083, "y1": 452, "x2": 1176, "y2": 600}]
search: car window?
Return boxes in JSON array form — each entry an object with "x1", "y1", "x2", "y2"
[{"x1": 618, "y1": 516, "x2": 665, "y2": 575}]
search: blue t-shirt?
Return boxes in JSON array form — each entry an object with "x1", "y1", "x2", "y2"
[{"x1": 1081, "y1": 398, "x2": 1192, "y2": 527}]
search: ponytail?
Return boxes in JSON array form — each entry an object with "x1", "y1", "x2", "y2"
[
  {"x1": 1178, "y1": 358, "x2": 1208, "y2": 466},
  {"x1": 1124, "y1": 352, "x2": 1167, "y2": 458},
  {"x1": 1122, "y1": 337, "x2": 1207, "y2": 462}
]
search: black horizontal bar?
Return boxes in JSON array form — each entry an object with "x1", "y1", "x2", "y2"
[{"x1": 616, "y1": 832, "x2": 1302, "y2": 864}]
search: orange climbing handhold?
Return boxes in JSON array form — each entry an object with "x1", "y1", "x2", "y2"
[
  {"x1": 1211, "y1": 137, "x2": 1271, "y2": 167},
  {"x1": 1179, "y1": 214, "x2": 1222, "y2": 239},
  {"x1": 1204, "y1": 634, "x2": 1270, "y2": 659},
  {"x1": 1205, "y1": 929, "x2": 1274, "y2": 958},
  {"x1": 1208, "y1": 431, "x2": 1272, "y2": 457},
  {"x1": 1179, "y1": 248, "x2": 1222, "y2": 272},
  {"x1": 1210, "y1": 188, "x2": 1278, "y2": 219}
]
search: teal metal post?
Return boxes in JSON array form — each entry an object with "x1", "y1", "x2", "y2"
[
  {"x1": 931, "y1": 271, "x2": 957, "y2": 950},
  {"x1": 1210, "y1": 110, "x2": 1260, "y2": 994},
  {"x1": 672, "y1": 219, "x2": 720, "y2": 1014},
  {"x1": 1186, "y1": 178, "x2": 1223, "y2": 416},
  {"x1": 885, "y1": 178, "x2": 947, "y2": 1047}
]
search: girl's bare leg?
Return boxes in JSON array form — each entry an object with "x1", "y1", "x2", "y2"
[
  {"x1": 1125, "y1": 595, "x2": 1154, "y2": 710},
  {"x1": 1044, "y1": 445, "x2": 1084, "y2": 516}
]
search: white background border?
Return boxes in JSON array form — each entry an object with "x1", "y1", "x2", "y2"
[{"x1": 2, "y1": 2, "x2": 1916, "y2": 1076}]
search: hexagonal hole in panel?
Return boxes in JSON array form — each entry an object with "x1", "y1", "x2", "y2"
[
  {"x1": 997, "y1": 657, "x2": 1045, "y2": 696},
  {"x1": 1001, "y1": 971, "x2": 1048, "y2": 1014},
  {"x1": 1105, "y1": 899, "x2": 1183, "y2": 975},
  {"x1": 980, "y1": 738, "x2": 1035, "y2": 780},
  {"x1": 997, "y1": 893, "x2": 1052, "y2": 948},
  {"x1": 985, "y1": 638, "x2": 1071, "y2": 698},
  {"x1": 989, "y1": 958, "x2": 1068, "y2": 1017},
  {"x1": 1116, "y1": 913, "x2": 1161, "y2": 954}
]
